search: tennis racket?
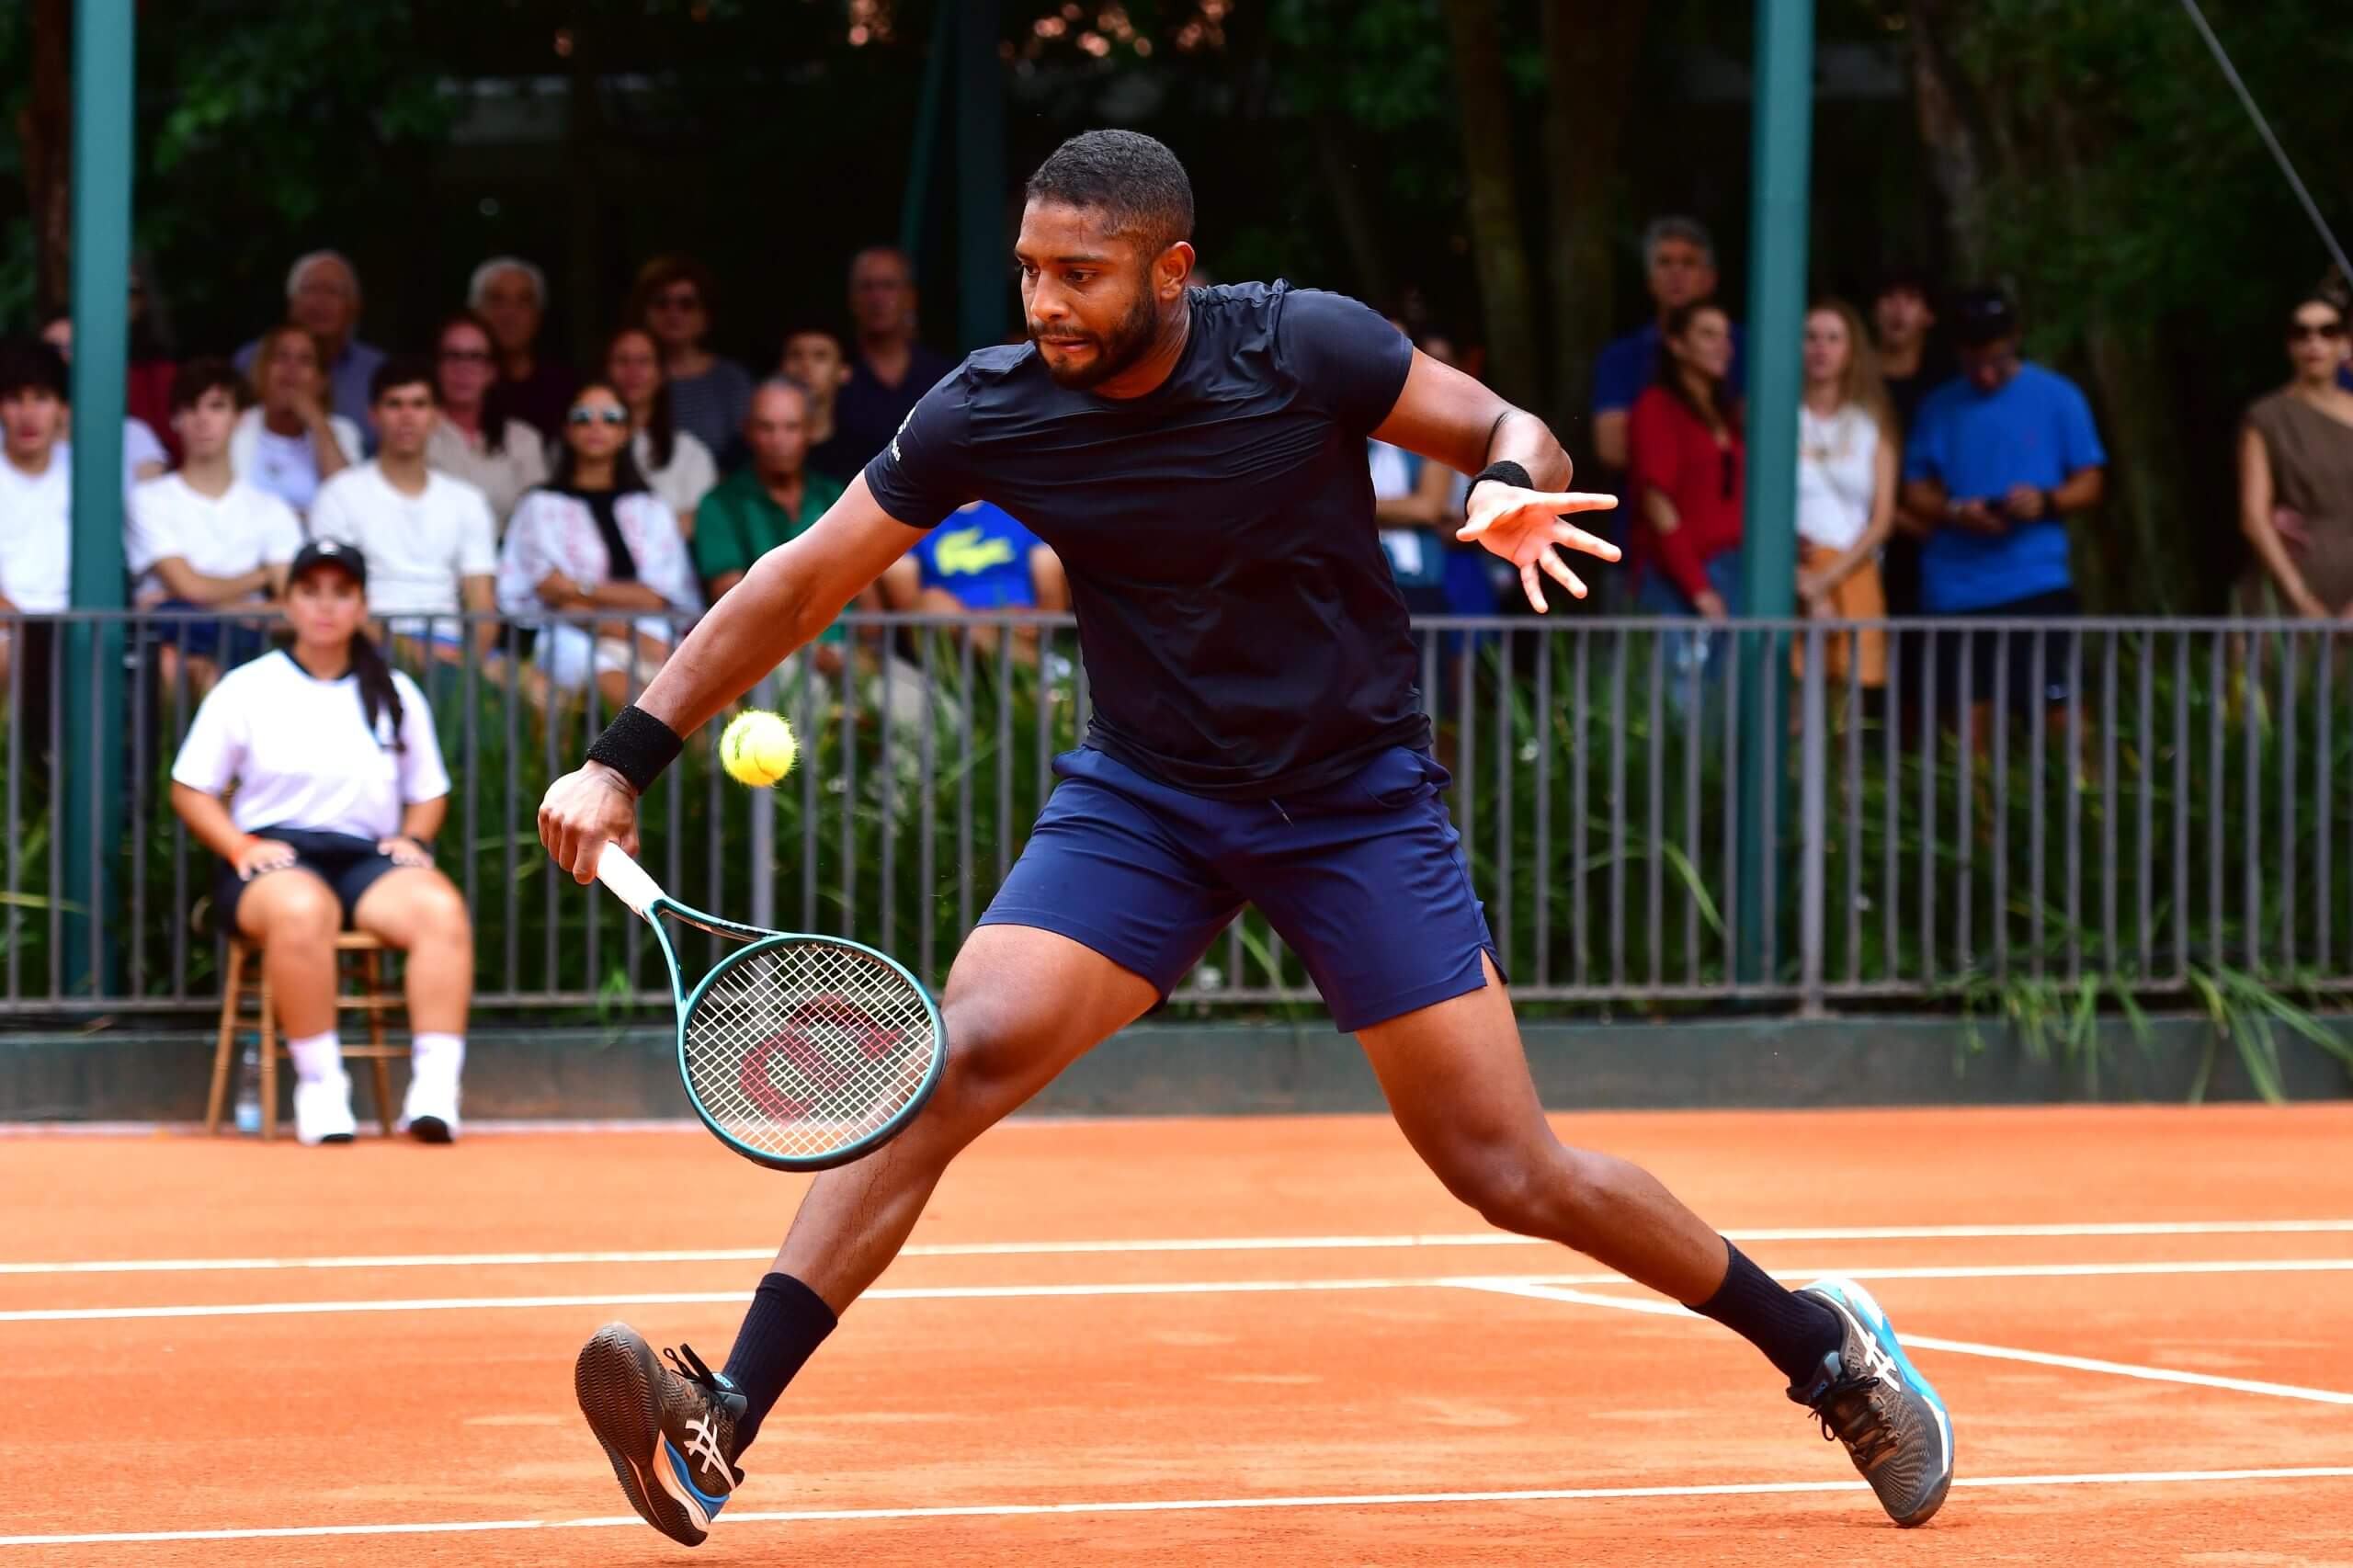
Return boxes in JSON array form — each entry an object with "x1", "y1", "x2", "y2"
[{"x1": 593, "y1": 842, "x2": 947, "y2": 1171}]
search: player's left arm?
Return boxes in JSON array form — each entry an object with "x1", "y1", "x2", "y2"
[{"x1": 1370, "y1": 349, "x2": 1620, "y2": 613}]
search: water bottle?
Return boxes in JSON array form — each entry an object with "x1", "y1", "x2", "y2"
[{"x1": 233, "y1": 1045, "x2": 262, "y2": 1134}]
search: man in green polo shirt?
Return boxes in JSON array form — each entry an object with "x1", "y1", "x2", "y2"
[{"x1": 694, "y1": 378, "x2": 847, "y2": 636}]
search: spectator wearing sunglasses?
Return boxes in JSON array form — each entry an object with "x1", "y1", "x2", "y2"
[
  {"x1": 424, "y1": 310, "x2": 548, "y2": 529},
  {"x1": 1900, "y1": 288, "x2": 2106, "y2": 728},
  {"x1": 2238, "y1": 296, "x2": 2353, "y2": 617},
  {"x1": 626, "y1": 255, "x2": 753, "y2": 467},
  {"x1": 1630, "y1": 300, "x2": 1747, "y2": 692},
  {"x1": 496, "y1": 382, "x2": 700, "y2": 710}
]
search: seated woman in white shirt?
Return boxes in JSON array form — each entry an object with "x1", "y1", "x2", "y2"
[
  {"x1": 229, "y1": 324, "x2": 362, "y2": 520},
  {"x1": 169, "y1": 540, "x2": 473, "y2": 1147},
  {"x1": 605, "y1": 327, "x2": 717, "y2": 538},
  {"x1": 497, "y1": 381, "x2": 701, "y2": 711}
]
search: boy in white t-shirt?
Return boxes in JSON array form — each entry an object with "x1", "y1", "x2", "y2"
[
  {"x1": 308, "y1": 357, "x2": 502, "y2": 665},
  {"x1": 127, "y1": 358, "x2": 306, "y2": 692},
  {"x1": 0, "y1": 337, "x2": 73, "y2": 764}
]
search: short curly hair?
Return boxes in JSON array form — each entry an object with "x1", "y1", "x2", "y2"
[{"x1": 1024, "y1": 130, "x2": 1194, "y2": 257}]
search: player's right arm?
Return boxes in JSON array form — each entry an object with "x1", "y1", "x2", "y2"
[{"x1": 538, "y1": 474, "x2": 928, "y2": 880}]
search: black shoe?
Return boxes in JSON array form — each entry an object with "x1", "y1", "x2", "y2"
[
  {"x1": 1789, "y1": 1278, "x2": 1955, "y2": 1527},
  {"x1": 574, "y1": 1324, "x2": 748, "y2": 1546}
]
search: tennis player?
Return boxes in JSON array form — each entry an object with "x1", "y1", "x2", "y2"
[{"x1": 539, "y1": 131, "x2": 1954, "y2": 1542}]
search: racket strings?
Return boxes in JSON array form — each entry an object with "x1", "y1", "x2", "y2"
[{"x1": 684, "y1": 939, "x2": 938, "y2": 1162}]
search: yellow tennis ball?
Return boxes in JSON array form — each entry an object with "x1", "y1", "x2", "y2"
[{"x1": 721, "y1": 709, "x2": 797, "y2": 788}]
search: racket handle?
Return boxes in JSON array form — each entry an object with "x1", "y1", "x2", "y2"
[{"x1": 594, "y1": 842, "x2": 665, "y2": 916}]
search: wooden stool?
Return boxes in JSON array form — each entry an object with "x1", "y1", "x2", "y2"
[{"x1": 205, "y1": 932, "x2": 405, "y2": 1139}]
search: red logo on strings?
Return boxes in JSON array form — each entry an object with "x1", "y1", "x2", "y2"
[{"x1": 737, "y1": 997, "x2": 905, "y2": 1121}]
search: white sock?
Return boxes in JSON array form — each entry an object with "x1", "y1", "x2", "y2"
[
  {"x1": 285, "y1": 1030, "x2": 343, "y2": 1085},
  {"x1": 410, "y1": 1032, "x2": 466, "y2": 1086}
]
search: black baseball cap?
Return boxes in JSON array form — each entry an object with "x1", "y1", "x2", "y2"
[
  {"x1": 288, "y1": 537, "x2": 367, "y2": 590},
  {"x1": 1950, "y1": 287, "x2": 2018, "y2": 347}
]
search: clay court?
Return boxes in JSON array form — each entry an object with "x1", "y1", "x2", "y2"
[{"x1": 4, "y1": 1103, "x2": 2350, "y2": 1565}]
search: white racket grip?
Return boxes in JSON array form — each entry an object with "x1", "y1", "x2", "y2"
[{"x1": 594, "y1": 843, "x2": 666, "y2": 917}]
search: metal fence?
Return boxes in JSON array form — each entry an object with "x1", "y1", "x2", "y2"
[{"x1": 3, "y1": 608, "x2": 2347, "y2": 1021}]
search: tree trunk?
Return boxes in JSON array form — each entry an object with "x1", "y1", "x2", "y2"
[
  {"x1": 1540, "y1": 0, "x2": 1651, "y2": 443},
  {"x1": 20, "y1": 0, "x2": 73, "y2": 317},
  {"x1": 1442, "y1": 0, "x2": 1540, "y2": 406},
  {"x1": 1902, "y1": 0, "x2": 1996, "y2": 278},
  {"x1": 1311, "y1": 110, "x2": 1393, "y2": 314}
]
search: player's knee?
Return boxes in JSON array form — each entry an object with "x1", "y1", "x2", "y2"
[{"x1": 1447, "y1": 1144, "x2": 1597, "y2": 1246}]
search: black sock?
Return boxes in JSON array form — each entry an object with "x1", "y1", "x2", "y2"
[
  {"x1": 1689, "y1": 1242, "x2": 1843, "y2": 1388},
  {"x1": 721, "y1": 1272, "x2": 836, "y2": 1450}
]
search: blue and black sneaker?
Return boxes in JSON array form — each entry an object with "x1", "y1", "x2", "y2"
[
  {"x1": 574, "y1": 1323, "x2": 747, "y2": 1547},
  {"x1": 1790, "y1": 1278, "x2": 1956, "y2": 1528}
]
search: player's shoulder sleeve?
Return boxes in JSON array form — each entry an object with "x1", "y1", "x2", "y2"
[
  {"x1": 1271, "y1": 285, "x2": 1414, "y2": 438},
  {"x1": 124, "y1": 477, "x2": 177, "y2": 573},
  {"x1": 445, "y1": 475, "x2": 499, "y2": 575},
  {"x1": 391, "y1": 672, "x2": 453, "y2": 805},
  {"x1": 168, "y1": 660, "x2": 254, "y2": 795},
  {"x1": 861, "y1": 363, "x2": 978, "y2": 531}
]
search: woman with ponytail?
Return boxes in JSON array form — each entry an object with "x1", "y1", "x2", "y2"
[{"x1": 169, "y1": 540, "x2": 475, "y2": 1147}]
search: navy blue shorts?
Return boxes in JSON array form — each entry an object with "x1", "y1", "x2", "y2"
[
  {"x1": 214, "y1": 827, "x2": 403, "y2": 934},
  {"x1": 980, "y1": 745, "x2": 1501, "y2": 1032}
]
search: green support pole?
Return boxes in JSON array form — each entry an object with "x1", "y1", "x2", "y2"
[
  {"x1": 1733, "y1": 0, "x2": 1813, "y2": 985},
  {"x1": 63, "y1": 0, "x2": 134, "y2": 998},
  {"x1": 953, "y1": 0, "x2": 1006, "y2": 352}
]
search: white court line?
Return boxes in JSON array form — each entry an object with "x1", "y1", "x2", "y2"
[
  {"x1": 1461, "y1": 1280, "x2": 2353, "y2": 1406},
  {"x1": 6, "y1": 1256, "x2": 2351, "y2": 1325},
  {"x1": 5, "y1": 1466, "x2": 2349, "y2": 1549},
  {"x1": 5, "y1": 1219, "x2": 2349, "y2": 1277}
]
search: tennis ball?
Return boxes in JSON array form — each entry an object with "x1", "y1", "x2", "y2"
[{"x1": 721, "y1": 709, "x2": 797, "y2": 788}]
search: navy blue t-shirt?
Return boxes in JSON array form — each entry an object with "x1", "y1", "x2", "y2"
[{"x1": 864, "y1": 281, "x2": 1422, "y2": 798}]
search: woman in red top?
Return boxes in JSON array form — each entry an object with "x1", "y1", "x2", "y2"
[{"x1": 1629, "y1": 300, "x2": 1745, "y2": 622}]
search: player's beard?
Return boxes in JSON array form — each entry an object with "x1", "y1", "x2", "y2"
[{"x1": 1030, "y1": 284, "x2": 1162, "y2": 390}]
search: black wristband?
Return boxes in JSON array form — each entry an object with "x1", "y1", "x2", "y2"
[
  {"x1": 1467, "y1": 460, "x2": 1535, "y2": 515},
  {"x1": 585, "y1": 704, "x2": 685, "y2": 796}
]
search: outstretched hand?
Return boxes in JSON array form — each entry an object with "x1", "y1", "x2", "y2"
[{"x1": 1456, "y1": 482, "x2": 1621, "y2": 613}]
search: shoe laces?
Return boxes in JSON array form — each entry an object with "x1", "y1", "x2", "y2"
[
  {"x1": 1807, "y1": 1369, "x2": 1898, "y2": 1469},
  {"x1": 662, "y1": 1342, "x2": 728, "y2": 1400}
]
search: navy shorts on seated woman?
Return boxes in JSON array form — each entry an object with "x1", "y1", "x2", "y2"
[{"x1": 211, "y1": 827, "x2": 404, "y2": 932}]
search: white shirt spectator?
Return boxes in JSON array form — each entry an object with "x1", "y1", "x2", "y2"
[
  {"x1": 309, "y1": 462, "x2": 498, "y2": 619},
  {"x1": 0, "y1": 454, "x2": 73, "y2": 612},
  {"x1": 125, "y1": 474, "x2": 303, "y2": 606},
  {"x1": 426, "y1": 416, "x2": 549, "y2": 530},
  {"x1": 1795, "y1": 403, "x2": 1881, "y2": 553},
  {"x1": 229, "y1": 406, "x2": 363, "y2": 518},
  {"x1": 631, "y1": 427, "x2": 717, "y2": 529},
  {"x1": 170, "y1": 649, "x2": 449, "y2": 839},
  {"x1": 495, "y1": 487, "x2": 700, "y2": 620}
]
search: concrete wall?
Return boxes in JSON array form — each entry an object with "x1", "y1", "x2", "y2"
[{"x1": 3, "y1": 1016, "x2": 2344, "y2": 1124}]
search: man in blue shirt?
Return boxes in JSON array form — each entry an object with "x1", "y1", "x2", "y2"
[
  {"x1": 1901, "y1": 288, "x2": 2107, "y2": 725},
  {"x1": 1589, "y1": 216, "x2": 1747, "y2": 472},
  {"x1": 881, "y1": 497, "x2": 1069, "y2": 659}
]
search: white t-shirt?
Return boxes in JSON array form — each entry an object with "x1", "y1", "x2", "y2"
[
  {"x1": 0, "y1": 452, "x2": 73, "y2": 612},
  {"x1": 632, "y1": 427, "x2": 718, "y2": 526},
  {"x1": 170, "y1": 649, "x2": 450, "y2": 839},
  {"x1": 126, "y1": 473, "x2": 303, "y2": 605},
  {"x1": 1795, "y1": 403, "x2": 1882, "y2": 552},
  {"x1": 309, "y1": 461, "x2": 499, "y2": 618},
  {"x1": 229, "y1": 407, "x2": 363, "y2": 518}
]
